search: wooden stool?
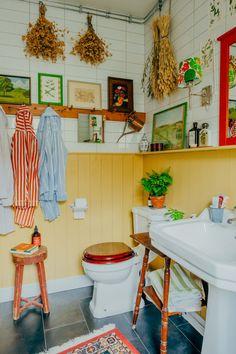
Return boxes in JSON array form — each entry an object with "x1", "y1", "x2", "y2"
[{"x1": 12, "y1": 246, "x2": 50, "y2": 321}]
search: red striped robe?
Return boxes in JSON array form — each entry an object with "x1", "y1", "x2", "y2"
[{"x1": 11, "y1": 106, "x2": 39, "y2": 227}]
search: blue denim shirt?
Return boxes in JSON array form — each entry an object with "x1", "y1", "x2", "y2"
[{"x1": 37, "y1": 107, "x2": 67, "y2": 221}]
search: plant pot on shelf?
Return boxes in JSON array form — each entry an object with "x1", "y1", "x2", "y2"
[{"x1": 150, "y1": 195, "x2": 165, "y2": 208}]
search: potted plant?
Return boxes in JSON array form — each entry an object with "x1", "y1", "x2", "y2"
[{"x1": 141, "y1": 169, "x2": 173, "y2": 208}]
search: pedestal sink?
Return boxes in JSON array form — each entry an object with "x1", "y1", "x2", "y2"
[{"x1": 149, "y1": 219, "x2": 236, "y2": 354}]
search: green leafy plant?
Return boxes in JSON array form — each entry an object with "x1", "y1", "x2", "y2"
[
  {"x1": 141, "y1": 169, "x2": 173, "y2": 197},
  {"x1": 165, "y1": 208, "x2": 184, "y2": 221}
]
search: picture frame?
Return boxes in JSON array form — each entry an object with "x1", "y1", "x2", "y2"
[
  {"x1": 152, "y1": 102, "x2": 187, "y2": 150},
  {"x1": 38, "y1": 73, "x2": 63, "y2": 106},
  {"x1": 108, "y1": 77, "x2": 133, "y2": 113},
  {"x1": 0, "y1": 74, "x2": 31, "y2": 105},
  {"x1": 68, "y1": 80, "x2": 102, "y2": 109}
]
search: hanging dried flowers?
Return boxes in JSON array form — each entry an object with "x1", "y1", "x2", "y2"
[
  {"x1": 71, "y1": 14, "x2": 111, "y2": 66},
  {"x1": 142, "y1": 15, "x2": 178, "y2": 100},
  {"x1": 22, "y1": 2, "x2": 65, "y2": 63}
]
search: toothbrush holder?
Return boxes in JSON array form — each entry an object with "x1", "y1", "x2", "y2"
[{"x1": 208, "y1": 206, "x2": 224, "y2": 223}]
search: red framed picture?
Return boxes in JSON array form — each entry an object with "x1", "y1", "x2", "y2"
[
  {"x1": 108, "y1": 77, "x2": 133, "y2": 113},
  {"x1": 217, "y1": 27, "x2": 236, "y2": 145}
]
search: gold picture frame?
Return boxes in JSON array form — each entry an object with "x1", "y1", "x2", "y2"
[{"x1": 68, "y1": 80, "x2": 102, "y2": 109}]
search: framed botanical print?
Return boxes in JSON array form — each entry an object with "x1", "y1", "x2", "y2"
[
  {"x1": 108, "y1": 77, "x2": 133, "y2": 113},
  {"x1": 38, "y1": 73, "x2": 63, "y2": 105},
  {"x1": 68, "y1": 81, "x2": 102, "y2": 109},
  {"x1": 0, "y1": 75, "x2": 31, "y2": 105},
  {"x1": 152, "y1": 102, "x2": 187, "y2": 150}
]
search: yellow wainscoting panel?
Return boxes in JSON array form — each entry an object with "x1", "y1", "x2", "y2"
[
  {"x1": 0, "y1": 153, "x2": 143, "y2": 289},
  {"x1": 143, "y1": 149, "x2": 236, "y2": 215}
]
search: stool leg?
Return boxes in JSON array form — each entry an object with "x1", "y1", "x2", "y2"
[
  {"x1": 160, "y1": 257, "x2": 171, "y2": 354},
  {"x1": 132, "y1": 247, "x2": 150, "y2": 329},
  {"x1": 36, "y1": 261, "x2": 50, "y2": 314},
  {"x1": 13, "y1": 264, "x2": 24, "y2": 321}
]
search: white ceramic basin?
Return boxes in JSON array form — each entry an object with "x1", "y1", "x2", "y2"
[
  {"x1": 149, "y1": 218, "x2": 236, "y2": 354},
  {"x1": 150, "y1": 219, "x2": 236, "y2": 291}
]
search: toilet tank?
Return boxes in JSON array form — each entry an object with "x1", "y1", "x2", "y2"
[{"x1": 132, "y1": 206, "x2": 167, "y2": 233}]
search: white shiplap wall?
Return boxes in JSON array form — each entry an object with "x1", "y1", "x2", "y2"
[
  {"x1": 144, "y1": 0, "x2": 236, "y2": 146},
  {"x1": 0, "y1": 0, "x2": 145, "y2": 152}
]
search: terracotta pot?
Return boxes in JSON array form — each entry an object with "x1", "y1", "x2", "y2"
[{"x1": 150, "y1": 195, "x2": 165, "y2": 208}]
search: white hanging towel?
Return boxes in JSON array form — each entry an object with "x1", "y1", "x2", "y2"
[
  {"x1": 0, "y1": 106, "x2": 14, "y2": 235},
  {"x1": 148, "y1": 263, "x2": 203, "y2": 313}
]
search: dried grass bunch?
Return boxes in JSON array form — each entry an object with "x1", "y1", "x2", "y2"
[
  {"x1": 22, "y1": 2, "x2": 65, "y2": 62},
  {"x1": 142, "y1": 15, "x2": 178, "y2": 100},
  {"x1": 71, "y1": 15, "x2": 111, "y2": 66}
]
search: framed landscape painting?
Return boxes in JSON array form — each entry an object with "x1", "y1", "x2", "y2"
[
  {"x1": 152, "y1": 102, "x2": 187, "y2": 150},
  {"x1": 108, "y1": 77, "x2": 133, "y2": 113},
  {"x1": 68, "y1": 81, "x2": 102, "y2": 109},
  {"x1": 0, "y1": 75, "x2": 31, "y2": 105},
  {"x1": 38, "y1": 73, "x2": 63, "y2": 106}
]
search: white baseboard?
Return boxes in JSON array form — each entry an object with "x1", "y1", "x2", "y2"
[
  {"x1": 183, "y1": 312, "x2": 205, "y2": 336},
  {"x1": 0, "y1": 275, "x2": 93, "y2": 303}
]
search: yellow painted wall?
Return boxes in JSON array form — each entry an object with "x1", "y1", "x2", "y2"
[
  {"x1": 0, "y1": 153, "x2": 143, "y2": 289},
  {"x1": 143, "y1": 149, "x2": 236, "y2": 215}
]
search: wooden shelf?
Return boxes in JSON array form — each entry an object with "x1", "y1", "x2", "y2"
[
  {"x1": 139, "y1": 145, "x2": 236, "y2": 155},
  {"x1": 1, "y1": 103, "x2": 146, "y2": 123}
]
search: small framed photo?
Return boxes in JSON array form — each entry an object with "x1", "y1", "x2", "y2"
[
  {"x1": 108, "y1": 77, "x2": 133, "y2": 113},
  {"x1": 152, "y1": 102, "x2": 187, "y2": 150},
  {"x1": 38, "y1": 73, "x2": 63, "y2": 106},
  {"x1": 0, "y1": 74, "x2": 31, "y2": 105},
  {"x1": 68, "y1": 80, "x2": 102, "y2": 109}
]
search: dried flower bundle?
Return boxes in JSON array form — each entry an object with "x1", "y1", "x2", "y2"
[
  {"x1": 142, "y1": 15, "x2": 178, "y2": 100},
  {"x1": 71, "y1": 15, "x2": 111, "y2": 66},
  {"x1": 22, "y1": 2, "x2": 65, "y2": 63}
]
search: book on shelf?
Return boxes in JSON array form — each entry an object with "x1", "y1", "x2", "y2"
[{"x1": 10, "y1": 243, "x2": 39, "y2": 255}]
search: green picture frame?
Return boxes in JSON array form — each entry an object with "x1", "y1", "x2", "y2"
[
  {"x1": 152, "y1": 102, "x2": 187, "y2": 150},
  {"x1": 38, "y1": 73, "x2": 63, "y2": 106}
]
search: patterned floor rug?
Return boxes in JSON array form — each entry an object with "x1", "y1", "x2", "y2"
[{"x1": 42, "y1": 324, "x2": 140, "y2": 354}]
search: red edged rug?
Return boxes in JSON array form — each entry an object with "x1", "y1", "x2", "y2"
[{"x1": 58, "y1": 328, "x2": 140, "y2": 354}]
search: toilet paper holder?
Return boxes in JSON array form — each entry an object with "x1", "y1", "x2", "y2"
[{"x1": 70, "y1": 198, "x2": 88, "y2": 219}]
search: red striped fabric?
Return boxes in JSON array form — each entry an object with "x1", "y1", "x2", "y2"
[{"x1": 11, "y1": 106, "x2": 39, "y2": 228}]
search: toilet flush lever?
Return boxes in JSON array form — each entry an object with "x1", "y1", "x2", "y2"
[{"x1": 70, "y1": 198, "x2": 88, "y2": 219}]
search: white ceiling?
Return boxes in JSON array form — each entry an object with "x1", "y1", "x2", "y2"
[{"x1": 55, "y1": 0, "x2": 157, "y2": 18}]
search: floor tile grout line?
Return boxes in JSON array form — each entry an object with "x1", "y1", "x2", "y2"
[
  {"x1": 44, "y1": 319, "x2": 87, "y2": 333},
  {"x1": 123, "y1": 312, "x2": 151, "y2": 354},
  {"x1": 174, "y1": 324, "x2": 201, "y2": 353},
  {"x1": 78, "y1": 299, "x2": 90, "y2": 333}
]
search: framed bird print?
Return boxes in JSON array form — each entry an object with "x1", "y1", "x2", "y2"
[{"x1": 38, "y1": 73, "x2": 63, "y2": 106}]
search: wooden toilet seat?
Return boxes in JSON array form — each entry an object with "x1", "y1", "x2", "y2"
[{"x1": 83, "y1": 242, "x2": 135, "y2": 264}]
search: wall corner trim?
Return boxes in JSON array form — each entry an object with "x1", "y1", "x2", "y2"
[{"x1": 0, "y1": 275, "x2": 93, "y2": 303}]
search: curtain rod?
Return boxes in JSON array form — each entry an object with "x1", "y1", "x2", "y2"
[{"x1": 20, "y1": 0, "x2": 165, "y2": 24}]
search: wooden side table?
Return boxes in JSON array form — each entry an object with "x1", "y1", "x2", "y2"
[{"x1": 12, "y1": 246, "x2": 50, "y2": 321}]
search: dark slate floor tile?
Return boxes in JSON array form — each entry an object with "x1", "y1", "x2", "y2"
[
  {"x1": 45, "y1": 321, "x2": 89, "y2": 350},
  {"x1": 16, "y1": 309, "x2": 46, "y2": 354},
  {"x1": 169, "y1": 314, "x2": 189, "y2": 327},
  {"x1": 80, "y1": 297, "x2": 138, "y2": 341},
  {"x1": 125, "y1": 304, "x2": 200, "y2": 354},
  {"x1": 0, "y1": 304, "x2": 46, "y2": 354},
  {"x1": 178, "y1": 323, "x2": 203, "y2": 352},
  {"x1": 129, "y1": 337, "x2": 149, "y2": 353},
  {"x1": 44, "y1": 289, "x2": 86, "y2": 330}
]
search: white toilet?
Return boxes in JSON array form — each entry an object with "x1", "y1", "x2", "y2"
[{"x1": 82, "y1": 206, "x2": 167, "y2": 318}]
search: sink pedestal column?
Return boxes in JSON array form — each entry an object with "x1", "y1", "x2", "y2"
[{"x1": 202, "y1": 285, "x2": 236, "y2": 354}]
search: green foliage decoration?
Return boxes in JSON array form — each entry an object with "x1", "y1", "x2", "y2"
[{"x1": 141, "y1": 169, "x2": 173, "y2": 197}]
